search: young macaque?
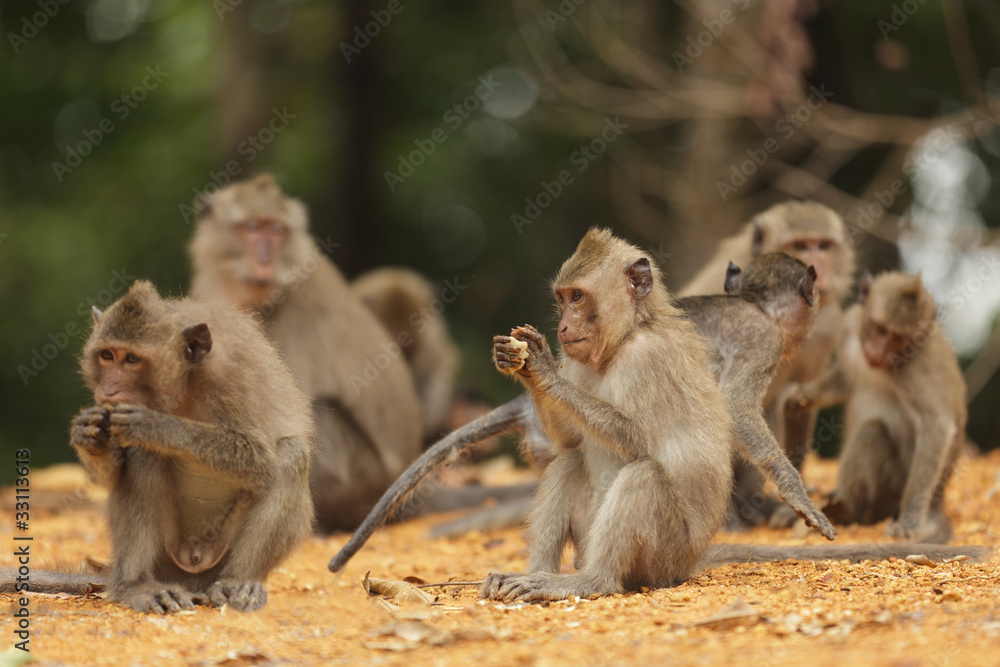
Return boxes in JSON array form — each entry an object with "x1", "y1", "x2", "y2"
[
  {"x1": 352, "y1": 267, "x2": 461, "y2": 441},
  {"x1": 675, "y1": 253, "x2": 833, "y2": 539},
  {"x1": 483, "y1": 229, "x2": 738, "y2": 601},
  {"x1": 680, "y1": 201, "x2": 856, "y2": 526},
  {"x1": 784, "y1": 272, "x2": 967, "y2": 542},
  {"x1": 28, "y1": 281, "x2": 313, "y2": 613},
  {"x1": 189, "y1": 174, "x2": 422, "y2": 531}
]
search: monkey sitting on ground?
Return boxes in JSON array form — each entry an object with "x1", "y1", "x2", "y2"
[
  {"x1": 680, "y1": 201, "x2": 856, "y2": 528},
  {"x1": 1, "y1": 281, "x2": 313, "y2": 613},
  {"x1": 352, "y1": 267, "x2": 461, "y2": 441},
  {"x1": 676, "y1": 253, "x2": 833, "y2": 538},
  {"x1": 330, "y1": 234, "x2": 988, "y2": 594},
  {"x1": 189, "y1": 174, "x2": 421, "y2": 532},
  {"x1": 784, "y1": 272, "x2": 967, "y2": 543}
]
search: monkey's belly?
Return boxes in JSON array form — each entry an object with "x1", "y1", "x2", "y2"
[{"x1": 167, "y1": 461, "x2": 249, "y2": 574}]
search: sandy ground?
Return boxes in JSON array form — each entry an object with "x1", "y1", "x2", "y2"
[{"x1": 2, "y1": 451, "x2": 999, "y2": 667}]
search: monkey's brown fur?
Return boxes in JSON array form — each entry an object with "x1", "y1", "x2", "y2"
[
  {"x1": 680, "y1": 201, "x2": 856, "y2": 526},
  {"x1": 482, "y1": 229, "x2": 735, "y2": 601},
  {"x1": 676, "y1": 253, "x2": 834, "y2": 539},
  {"x1": 352, "y1": 267, "x2": 460, "y2": 440},
  {"x1": 189, "y1": 174, "x2": 422, "y2": 531},
  {"x1": 786, "y1": 272, "x2": 966, "y2": 542},
  {"x1": 72, "y1": 281, "x2": 312, "y2": 613}
]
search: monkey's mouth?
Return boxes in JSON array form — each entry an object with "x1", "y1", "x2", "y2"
[{"x1": 562, "y1": 338, "x2": 587, "y2": 346}]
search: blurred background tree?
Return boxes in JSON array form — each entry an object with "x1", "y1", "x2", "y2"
[{"x1": 2, "y1": 0, "x2": 999, "y2": 483}]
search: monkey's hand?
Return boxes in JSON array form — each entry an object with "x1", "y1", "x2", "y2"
[
  {"x1": 493, "y1": 335, "x2": 528, "y2": 375},
  {"x1": 70, "y1": 405, "x2": 112, "y2": 455},
  {"x1": 510, "y1": 325, "x2": 558, "y2": 383},
  {"x1": 782, "y1": 383, "x2": 812, "y2": 413},
  {"x1": 108, "y1": 404, "x2": 163, "y2": 448}
]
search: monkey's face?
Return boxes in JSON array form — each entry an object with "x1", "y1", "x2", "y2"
[
  {"x1": 779, "y1": 236, "x2": 836, "y2": 297},
  {"x1": 860, "y1": 318, "x2": 911, "y2": 369},
  {"x1": 235, "y1": 217, "x2": 289, "y2": 290},
  {"x1": 555, "y1": 285, "x2": 600, "y2": 366},
  {"x1": 92, "y1": 346, "x2": 151, "y2": 405}
]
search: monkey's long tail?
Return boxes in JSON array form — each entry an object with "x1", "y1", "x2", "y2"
[
  {"x1": 0, "y1": 567, "x2": 106, "y2": 595},
  {"x1": 696, "y1": 542, "x2": 994, "y2": 571},
  {"x1": 328, "y1": 394, "x2": 532, "y2": 573}
]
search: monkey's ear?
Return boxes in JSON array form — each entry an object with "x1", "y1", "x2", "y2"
[
  {"x1": 858, "y1": 270, "x2": 874, "y2": 304},
  {"x1": 799, "y1": 265, "x2": 817, "y2": 307},
  {"x1": 91, "y1": 306, "x2": 102, "y2": 324},
  {"x1": 626, "y1": 258, "x2": 653, "y2": 301},
  {"x1": 724, "y1": 261, "x2": 742, "y2": 294},
  {"x1": 751, "y1": 222, "x2": 765, "y2": 256},
  {"x1": 183, "y1": 323, "x2": 213, "y2": 363}
]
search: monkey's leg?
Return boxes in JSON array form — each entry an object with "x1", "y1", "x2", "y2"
[
  {"x1": 107, "y1": 452, "x2": 201, "y2": 614},
  {"x1": 207, "y1": 436, "x2": 312, "y2": 612},
  {"x1": 481, "y1": 450, "x2": 583, "y2": 600},
  {"x1": 831, "y1": 421, "x2": 903, "y2": 526},
  {"x1": 484, "y1": 460, "x2": 692, "y2": 603}
]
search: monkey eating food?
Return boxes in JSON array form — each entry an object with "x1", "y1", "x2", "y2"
[{"x1": 3, "y1": 281, "x2": 314, "y2": 613}]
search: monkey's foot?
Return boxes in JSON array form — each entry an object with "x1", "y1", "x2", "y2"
[
  {"x1": 117, "y1": 584, "x2": 199, "y2": 614},
  {"x1": 481, "y1": 571, "x2": 616, "y2": 603},
  {"x1": 206, "y1": 580, "x2": 267, "y2": 612}
]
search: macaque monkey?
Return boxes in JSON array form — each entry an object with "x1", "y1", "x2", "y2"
[
  {"x1": 188, "y1": 174, "x2": 422, "y2": 531},
  {"x1": 676, "y1": 253, "x2": 833, "y2": 539},
  {"x1": 784, "y1": 272, "x2": 967, "y2": 542},
  {"x1": 352, "y1": 267, "x2": 461, "y2": 440},
  {"x1": 680, "y1": 201, "x2": 856, "y2": 525},
  {"x1": 19, "y1": 281, "x2": 313, "y2": 613}
]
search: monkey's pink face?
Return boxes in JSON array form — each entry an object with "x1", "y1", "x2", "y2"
[
  {"x1": 93, "y1": 347, "x2": 148, "y2": 405},
  {"x1": 860, "y1": 318, "x2": 911, "y2": 369},
  {"x1": 781, "y1": 236, "x2": 836, "y2": 296},
  {"x1": 555, "y1": 286, "x2": 601, "y2": 366},
  {"x1": 235, "y1": 217, "x2": 289, "y2": 288}
]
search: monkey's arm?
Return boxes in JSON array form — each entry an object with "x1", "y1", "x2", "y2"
[
  {"x1": 783, "y1": 356, "x2": 853, "y2": 413},
  {"x1": 721, "y1": 349, "x2": 837, "y2": 540},
  {"x1": 108, "y1": 405, "x2": 275, "y2": 483},
  {"x1": 889, "y1": 412, "x2": 956, "y2": 540},
  {"x1": 505, "y1": 326, "x2": 646, "y2": 461},
  {"x1": 70, "y1": 406, "x2": 124, "y2": 488}
]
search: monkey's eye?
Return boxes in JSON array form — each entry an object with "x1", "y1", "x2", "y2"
[
  {"x1": 267, "y1": 223, "x2": 289, "y2": 237},
  {"x1": 818, "y1": 240, "x2": 834, "y2": 251},
  {"x1": 792, "y1": 241, "x2": 809, "y2": 252},
  {"x1": 555, "y1": 292, "x2": 564, "y2": 305},
  {"x1": 570, "y1": 290, "x2": 583, "y2": 303},
  {"x1": 124, "y1": 353, "x2": 141, "y2": 364},
  {"x1": 99, "y1": 350, "x2": 114, "y2": 361},
  {"x1": 874, "y1": 323, "x2": 888, "y2": 336}
]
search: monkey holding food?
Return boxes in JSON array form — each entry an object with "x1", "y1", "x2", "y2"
[{"x1": 1, "y1": 281, "x2": 314, "y2": 613}]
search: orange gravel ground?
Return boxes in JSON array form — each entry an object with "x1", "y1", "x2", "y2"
[{"x1": 2, "y1": 450, "x2": 999, "y2": 667}]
